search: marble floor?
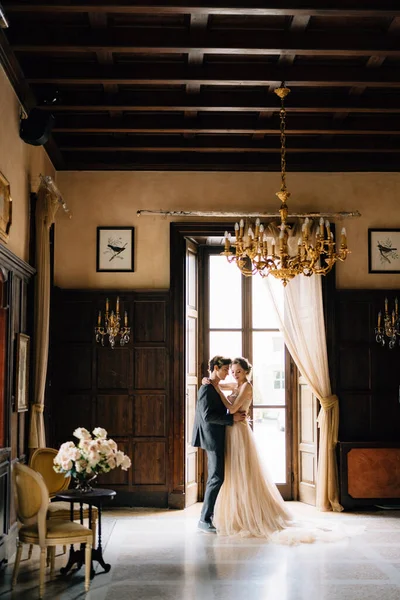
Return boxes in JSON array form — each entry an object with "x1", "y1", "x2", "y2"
[{"x1": 1, "y1": 502, "x2": 400, "y2": 600}]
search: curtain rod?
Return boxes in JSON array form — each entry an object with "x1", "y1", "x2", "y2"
[
  {"x1": 137, "y1": 209, "x2": 361, "y2": 219},
  {"x1": 39, "y1": 175, "x2": 71, "y2": 216}
]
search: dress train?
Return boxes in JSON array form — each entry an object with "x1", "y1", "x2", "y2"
[{"x1": 214, "y1": 419, "x2": 359, "y2": 545}]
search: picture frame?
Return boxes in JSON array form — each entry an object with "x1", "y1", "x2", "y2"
[
  {"x1": 368, "y1": 229, "x2": 400, "y2": 274},
  {"x1": 0, "y1": 171, "x2": 12, "y2": 243},
  {"x1": 96, "y1": 227, "x2": 135, "y2": 272},
  {"x1": 15, "y1": 333, "x2": 30, "y2": 412}
]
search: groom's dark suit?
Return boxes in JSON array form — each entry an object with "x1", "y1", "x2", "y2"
[{"x1": 192, "y1": 382, "x2": 233, "y2": 523}]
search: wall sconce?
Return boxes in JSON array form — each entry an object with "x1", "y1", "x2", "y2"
[
  {"x1": 375, "y1": 297, "x2": 399, "y2": 349},
  {"x1": 94, "y1": 296, "x2": 130, "y2": 349}
]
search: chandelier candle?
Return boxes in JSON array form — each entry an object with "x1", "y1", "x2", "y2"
[{"x1": 221, "y1": 85, "x2": 351, "y2": 285}]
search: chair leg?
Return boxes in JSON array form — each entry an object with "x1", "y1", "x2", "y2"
[
  {"x1": 28, "y1": 544, "x2": 33, "y2": 560},
  {"x1": 50, "y1": 546, "x2": 56, "y2": 579},
  {"x1": 84, "y1": 541, "x2": 92, "y2": 592},
  {"x1": 11, "y1": 540, "x2": 23, "y2": 588},
  {"x1": 92, "y1": 518, "x2": 97, "y2": 548},
  {"x1": 63, "y1": 544, "x2": 67, "y2": 554},
  {"x1": 39, "y1": 547, "x2": 46, "y2": 599}
]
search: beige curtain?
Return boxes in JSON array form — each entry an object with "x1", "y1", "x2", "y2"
[
  {"x1": 28, "y1": 184, "x2": 60, "y2": 451},
  {"x1": 264, "y1": 256, "x2": 343, "y2": 512}
]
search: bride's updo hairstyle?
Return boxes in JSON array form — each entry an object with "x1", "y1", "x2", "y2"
[
  {"x1": 209, "y1": 355, "x2": 231, "y2": 372},
  {"x1": 232, "y1": 357, "x2": 252, "y2": 378}
]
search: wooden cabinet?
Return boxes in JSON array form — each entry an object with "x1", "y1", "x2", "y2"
[{"x1": 0, "y1": 245, "x2": 35, "y2": 568}]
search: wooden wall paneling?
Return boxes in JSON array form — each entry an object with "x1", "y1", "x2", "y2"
[
  {"x1": 97, "y1": 395, "x2": 132, "y2": 437},
  {"x1": 134, "y1": 395, "x2": 166, "y2": 437},
  {"x1": 339, "y1": 393, "x2": 372, "y2": 441},
  {"x1": 134, "y1": 300, "x2": 166, "y2": 343},
  {"x1": 50, "y1": 289, "x2": 170, "y2": 507},
  {"x1": 54, "y1": 394, "x2": 92, "y2": 448},
  {"x1": 336, "y1": 290, "x2": 400, "y2": 508},
  {"x1": 97, "y1": 346, "x2": 130, "y2": 390},
  {"x1": 133, "y1": 441, "x2": 166, "y2": 485},
  {"x1": 134, "y1": 347, "x2": 167, "y2": 390}
]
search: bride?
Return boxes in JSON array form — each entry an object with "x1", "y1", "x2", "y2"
[{"x1": 206, "y1": 356, "x2": 293, "y2": 538}]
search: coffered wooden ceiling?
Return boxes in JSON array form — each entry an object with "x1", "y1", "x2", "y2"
[{"x1": 1, "y1": 1, "x2": 400, "y2": 171}]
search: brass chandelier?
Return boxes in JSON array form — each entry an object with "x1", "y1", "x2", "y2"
[{"x1": 221, "y1": 85, "x2": 350, "y2": 285}]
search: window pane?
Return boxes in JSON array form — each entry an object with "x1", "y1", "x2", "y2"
[
  {"x1": 252, "y1": 331, "x2": 285, "y2": 406},
  {"x1": 253, "y1": 408, "x2": 286, "y2": 483},
  {"x1": 252, "y1": 275, "x2": 282, "y2": 329},
  {"x1": 209, "y1": 256, "x2": 242, "y2": 328},
  {"x1": 209, "y1": 332, "x2": 242, "y2": 365}
]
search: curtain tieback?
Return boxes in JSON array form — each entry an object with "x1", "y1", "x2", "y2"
[
  {"x1": 32, "y1": 403, "x2": 44, "y2": 413},
  {"x1": 319, "y1": 394, "x2": 338, "y2": 411},
  {"x1": 318, "y1": 394, "x2": 339, "y2": 447}
]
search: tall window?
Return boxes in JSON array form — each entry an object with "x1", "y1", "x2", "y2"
[{"x1": 206, "y1": 252, "x2": 290, "y2": 494}]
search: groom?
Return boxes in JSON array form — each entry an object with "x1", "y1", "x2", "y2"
[{"x1": 192, "y1": 355, "x2": 246, "y2": 533}]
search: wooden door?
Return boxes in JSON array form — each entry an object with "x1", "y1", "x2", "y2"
[
  {"x1": 185, "y1": 240, "x2": 199, "y2": 507},
  {"x1": 298, "y1": 374, "x2": 318, "y2": 505}
]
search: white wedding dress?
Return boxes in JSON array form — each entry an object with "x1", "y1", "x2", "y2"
[{"x1": 213, "y1": 389, "x2": 351, "y2": 544}]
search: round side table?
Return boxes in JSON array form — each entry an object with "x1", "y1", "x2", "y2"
[{"x1": 56, "y1": 488, "x2": 116, "y2": 578}]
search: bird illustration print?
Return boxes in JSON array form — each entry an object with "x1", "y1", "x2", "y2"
[
  {"x1": 377, "y1": 238, "x2": 399, "y2": 265},
  {"x1": 104, "y1": 237, "x2": 127, "y2": 262}
]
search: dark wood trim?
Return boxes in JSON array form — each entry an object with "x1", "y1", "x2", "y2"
[
  {"x1": 169, "y1": 222, "x2": 234, "y2": 508},
  {"x1": 0, "y1": 246, "x2": 35, "y2": 282},
  {"x1": 26, "y1": 64, "x2": 400, "y2": 89},
  {"x1": 11, "y1": 30, "x2": 400, "y2": 57},
  {"x1": 5, "y1": 3, "x2": 400, "y2": 17},
  {"x1": 50, "y1": 113, "x2": 400, "y2": 135}
]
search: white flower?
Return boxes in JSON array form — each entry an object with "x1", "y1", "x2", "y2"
[
  {"x1": 107, "y1": 456, "x2": 116, "y2": 469},
  {"x1": 73, "y1": 427, "x2": 92, "y2": 441},
  {"x1": 108, "y1": 439, "x2": 117, "y2": 451},
  {"x1": 92, "y1": 427, "x2": 107, "y2": 439},
  {"x1": 115, "y1": 451, "x2": 124, "y2": 467},
  {"x1": 121, "y1": 455, "x2": 132, "y2": 471}
]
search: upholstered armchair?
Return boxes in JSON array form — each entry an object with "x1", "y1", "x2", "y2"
[{"x1": 12, "y1": 462, "x2": 92, "y2": 599}]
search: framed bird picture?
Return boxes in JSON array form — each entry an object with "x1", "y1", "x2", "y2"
[
  {"x1": 368, "y1": 229, "x2": 400, "y2": 274},
  {"x1": 96, "y1": 227, "x2": 135, "y2": 272}
]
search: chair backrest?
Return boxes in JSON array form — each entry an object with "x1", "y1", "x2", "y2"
[
  {"x1": 12, "y1": 463, "x2": 49, "y2": 546},
  {"x1": 30, "y1": 447, "x2": 70, "y2": 498}
]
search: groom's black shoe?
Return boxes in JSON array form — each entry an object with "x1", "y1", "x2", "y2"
[{"x1": 198, "y1": 520, "x2": 217, "y2": 534}]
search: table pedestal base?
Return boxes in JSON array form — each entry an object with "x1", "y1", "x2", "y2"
[{"x1": 60, "y1": 545, "x2": 111, "y2": 579}]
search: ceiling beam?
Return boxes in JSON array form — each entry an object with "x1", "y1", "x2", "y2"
[
  {"x1": 10, "y1": 30, "x2": 400, "y2": 57},
  {"x1": 53, "y1": 134, "x2": 400, "y2": 149},
  {"x1": 25, "y1": 64, "x2": 400, "y2": 88},
  {"x1": 51, "y1": 112, "x2": 400, "y2": 134},
  {"x1": 4, "y1": 3, "x2": 400, "y2": 18}
]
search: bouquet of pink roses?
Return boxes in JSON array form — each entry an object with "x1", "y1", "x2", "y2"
[{"x1": 53, "y1": 427, "x2": 131, "y2": 480}]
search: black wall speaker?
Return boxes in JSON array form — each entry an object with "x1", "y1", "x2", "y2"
[{"x1": 19, "y1": 108, "x2": 55, "y2": 146}]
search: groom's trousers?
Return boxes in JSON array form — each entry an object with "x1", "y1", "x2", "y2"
[{"x1": 201, "y1": 449, "x2": 225, "y2": 523}]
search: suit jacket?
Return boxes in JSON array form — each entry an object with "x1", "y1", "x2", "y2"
[{"x1": 191, "y1": 383, "x2": 234, "y2": 452}]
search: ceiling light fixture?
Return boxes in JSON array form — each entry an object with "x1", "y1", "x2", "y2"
[{"x1": 221, "y1": 84, "x2": 350, "y2": 285}]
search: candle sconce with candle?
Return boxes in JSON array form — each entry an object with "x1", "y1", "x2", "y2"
[
  {"x1": 375, "y1": 297, "x2": 400, "y2": 349},
  {"x1": 95, "y1": 296, "x2": 130, "y2": 349}
]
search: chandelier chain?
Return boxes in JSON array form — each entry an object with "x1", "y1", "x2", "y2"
[{"x1": 280, "y1": 101, "x2": 287, "y2": 194}]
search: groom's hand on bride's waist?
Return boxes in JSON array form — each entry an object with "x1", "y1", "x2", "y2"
[{"x1": 233, "y1": 412, "x2": 247, "y2": 422}]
